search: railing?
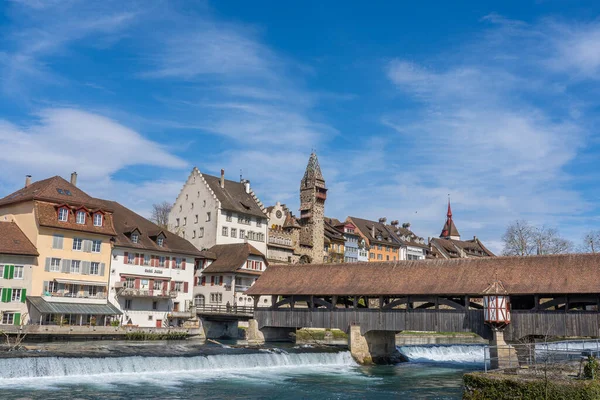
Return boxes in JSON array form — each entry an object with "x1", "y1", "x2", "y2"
[
  {"x1": 120, "y1": 288, "x2": 178, "y2": 298},
  {"x1": 235, "y1": 285, "x2": 251, "y2": 293},
  {"x1": 44, "y1": 291, "x2": 107, "y2": 299},
  {"x1": 195, "y1": 304, "x2": 254, "y2": 315},
  {"x1": 484, "y1": 339, "x2": 600, "y2": 373}
]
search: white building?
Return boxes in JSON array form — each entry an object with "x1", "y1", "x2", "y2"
[
  {"x1": 0, "y1": 221, "x2": 38, "y2": 326},
  {"x1": 169, "y1": 168, "x2": 268, "y2": 255},
  {"x1": 194, "y1": 243, "x2": 268, "y2": 309},
  {"x1": 103, "y1": 200, "x2": 200, "y2": 328}
]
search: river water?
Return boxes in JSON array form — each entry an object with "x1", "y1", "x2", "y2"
[{"x1": 0, "y1": 338, "x2": 488, "y2": 400}]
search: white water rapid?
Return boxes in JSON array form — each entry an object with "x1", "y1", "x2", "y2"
[
  {"x1": 0, "y1": 350, "x2": 357, "y2": 384},
  {"x1": 398, "y1": 344, "x2": 489, "y2": 365}
]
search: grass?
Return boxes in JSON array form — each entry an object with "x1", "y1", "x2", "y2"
[{"x1": 295, "y1": 329, "x2": 348, "y2": 341}]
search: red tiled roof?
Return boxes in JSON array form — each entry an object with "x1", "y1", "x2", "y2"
[
  {"x1": 0, "y1": 221, "x2": 38, "y2": 256},
  {"x1": 202, "y1": 243, "x2": 266, "y2": 274},
  {"x1": 35, "y1": 201, "x2": 116, "y2": 236}
]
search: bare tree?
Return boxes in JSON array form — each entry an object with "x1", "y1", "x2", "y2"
[
  {"x1": 502, "y1": 220, "x2": 536, "y2": 256},
  {"x1": 150, "y1": 201, "x2": 172, "y2": 230},
  {"x1": 502, "y1": 220, "x2": 573, "y2": 256},
  {"x1": 580, "y1": 230, "x2": 600, "y2": 253}
]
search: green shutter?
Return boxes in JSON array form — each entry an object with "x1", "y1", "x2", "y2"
[
  {"x1": 13, "y1": 313, "x2": 20, "y2": 326},
  {"x1": 20, "y1": 289, "x2": 26, "y2": 303},
  {"x1": 2, "y1": 267, "x2": 8, "y2": 279},
  {"x1": 8, "y1": 265, "x2": 14, "y2": 280},
  {"x1": 4, "y1": 288, "x2": 12, "y2": 303},
  {"x1": 1, "y1": 288, "x2": 6, "y2": 303}
]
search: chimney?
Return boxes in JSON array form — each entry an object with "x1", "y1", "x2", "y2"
[
  {"x1": 371, "y1": 224, "x2": 375, "y2": 238},
  {"x1": 70, "y1": 172, "x2": 77, "y2": 186},
  {"x1": 391, "y1": 220, "x2": 399, "y2": 227},
  {"x1": 378, "y1": 217, "x2": 387, "y2": 224},
  {"x1": 25, "y1": 175, "x2": 32, "y2": 188},
  {"x1": 220, "y1": 169, "x2": 225, "y2": 189},
  {"x1": 243, "y1": 179, "x2": 251, "y2": 194}
]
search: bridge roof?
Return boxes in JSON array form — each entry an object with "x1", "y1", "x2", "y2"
[{"x1": 247, "y1": 253, "x2": 600, "y2": 296}]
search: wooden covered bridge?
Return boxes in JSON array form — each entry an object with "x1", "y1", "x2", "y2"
[{"x1": 245, "y1": 253, "x2": 600, "y2": 365}]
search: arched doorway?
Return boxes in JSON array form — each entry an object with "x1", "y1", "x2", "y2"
[{"x1": 299, "y1": 255, "x2": 311, "y2": 264}]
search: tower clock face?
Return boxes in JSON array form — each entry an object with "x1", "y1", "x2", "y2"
[{"x1": 276, "y1": 210, "x2": 283, "y2": 219}]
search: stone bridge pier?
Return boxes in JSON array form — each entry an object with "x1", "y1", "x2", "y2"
[
  {"x1": 348, "y1": 325, "x2": 403, "y2": 364},
  {"x1": 247, "y1": 319, "x2": 296, "y2": 343}
]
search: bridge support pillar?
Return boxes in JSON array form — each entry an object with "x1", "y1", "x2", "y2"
[
  {"x1": 348, "y1": 325, "x2": 403, "y2": 365},
  {"x1": 488, "y1": 330, "x2": 518, "y2": 370},
  {"x1": 201, "y1": 319, "x2": 239, "y2": 339},
  {"x1": 247, "y1": 319, "x2": 295, "y2": 343}
]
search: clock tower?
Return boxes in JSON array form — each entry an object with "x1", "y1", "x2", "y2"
[{"x1": 298, "y1": 152, "x2": 326, "y2": 263}]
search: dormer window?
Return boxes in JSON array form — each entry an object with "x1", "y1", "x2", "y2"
[
  {"x1": 93, "y1": 213, "x2": 103, "y2": 227},
  {"x1": 58, "y1": 207, "x2": 69, "y2": 222},
  {"x1": 76, "y1": 211, "x2": 86, "y2": 224},
  {"x1": 157, "y1": 237, "x2": 164, "y2": 247},
  {"x1": 131, "y1": 233, "x2": 139, "y2": 243}
]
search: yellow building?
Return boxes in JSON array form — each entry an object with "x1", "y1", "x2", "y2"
[{"x1": 0, "y1": 174, "x2": 121, "y2": 325}]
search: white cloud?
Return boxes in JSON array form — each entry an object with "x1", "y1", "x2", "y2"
[{"x1": 0, "y1": 108, "x2": 186, "y2": 184}]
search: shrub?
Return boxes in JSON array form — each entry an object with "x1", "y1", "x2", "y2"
[{"x1": 584, "y1": 356, "x2": 600, "y2": 380}]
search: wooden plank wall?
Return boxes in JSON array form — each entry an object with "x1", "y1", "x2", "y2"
[{"x1": 254, "y1": 309, "x2": 600, "y2": 341}]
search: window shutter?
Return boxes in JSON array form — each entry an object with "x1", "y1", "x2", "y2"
[
  {"x1": 4, "y1": 288, "x2": 12, "y2": 303},
  {"x1": 149, "y1": 279, "x2": 154, "y2": 292},
  {"x1": 150, "y1": 255, "x2": 155, "y2": 267},
  {"x1": 20, "y1": 289, "x2": 26, "y2": 303},
  {"x1": 135, "y1": 253, "x2": 140, "y2": 265},
  {"x1": 83, "y1": 240, "x2": 92, "y2": 253},
  {"x1": 184, "y1": 282, "x2": 189, "y2": 293},
  {"x1": 62, "y1": 259, "x2": 71, "y2": 273},
  {"x1": 134, "y1": 279, "x2": 140, "y2": 289},
  {"x1": 163, "y1": 281, "x2": 168, "y2": 291},
  {"x1": 124, "y1": 252, "x2": 128, "y2": 263},
  {"x1": 165, "y1": 257, "x2": 170, "y2": 268},
  {"x1": 9, "y1": 265, "x2": 14, "y2": 279},
  {"x1": 82, "y1": 261, "x2": 90, "y2": 275},
  {"x1": 121, "y1": 275, "x2": 126, "y2": 282},
  {"x1": 201, "y1": 276, "x2": 206, "y2": 286},
  {"x1": 182, "y1": 259, "x2": 186, "y2": 270},
  {"x1": 219, "y1": 275, "x2": 223, "y2": 286},
  {"x1": 171, "y1": 281, "x2": 175, "y2": 291},
  {"x1": 211, "y1": 276, "x2": 214, "y2": 286},
  {"x1": 45, "y1": 258, "x2": 51, "y2": 272},
  {"x1": 43, "y1": 281, "x2": 49, "y2": 294},
  {"x1": 172, "y1": 258, "x2": 176, "y2": 268},
  {"x1": 1, "y1": 288, "x2": 5, "y2": 303},
  {"x1": 3, "y1": 267, "x2": 8, "y2": 279},
  {"x1": 13, "y1": 313, "x2": 20, "y2": 326},
  {"x1": 100, "y1": 263, "x2": 105, "y2": 276}
]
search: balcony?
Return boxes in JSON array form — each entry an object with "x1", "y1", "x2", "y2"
[
  {"x1": 235, "y1": 285, "x2": 252, "y2": 293},
  {"x1": 119, "y1": 288, "x2": 178, "y2": 299},
  {"x1": 315, "y1": 192, "x2": 327, "y2": 200},
  {"x1": 45, "y1": 291, "x2": 107, "y2": 300},
  {"x1": 224, "y1": 284, "x2": 232, "y2": 291}
]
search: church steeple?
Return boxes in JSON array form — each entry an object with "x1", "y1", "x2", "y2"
[
  {"x1": 302, "y1": 152, "x2": 325, "y2": 189},
  {"x1": 440, "y1": 196, "x2": 460, "y2": 240}
]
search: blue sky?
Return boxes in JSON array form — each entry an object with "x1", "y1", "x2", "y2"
[{"x1": 2, "y1": 0, "x2": 600, "y2": 253}]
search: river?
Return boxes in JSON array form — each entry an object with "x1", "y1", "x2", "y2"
[{"x1": 0, "y1": 338, "x2": 488, "y2": 399}]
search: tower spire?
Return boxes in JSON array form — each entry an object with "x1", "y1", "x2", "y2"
[
  {"x1": 447, "y1": 194, "x2": 452, "y2": 218},
  {"x1": 440, "y1": 195, "x2": 460, "y2": 240}
]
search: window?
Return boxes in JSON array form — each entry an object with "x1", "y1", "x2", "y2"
[
  {"x1": 256, "y1": 219, "x2": 262, "y2": 228},
  {"x1": 124, "y1": 299, "x2": 132, "y2": 310},
  {"x1": 240, "y1": 229, "x2": 245, "y2": 239},
  {"x1": 195, "y1": 214, "x2": 198, "y2": 223},
  {"x1": 183, "y1": 217, "x2": 187, "y2": 226},
  {"x1": 179, "y1": 205, "x2": 182, "y2": 212},
  {"x1": 13, "y1": 266, "x2": 23, "y2": 279},
  {"x1": 159, "y1": 256, "x2": 166, "y2": 267},
  {"x1": 11, "y1": 289, "x2": 22, "y2": 302},
  {"x1": 175, "y1": 218, "x2": 180, "y2": 227},
  {"x1": 50, "y1": 258, "x2": 61, "y2": 272},
  {"x1": 203, "y1": 200, "x2": 206, "y2": 207},
  {"x1": 174, "y1": 282, "x2": 183, "y2": 292},
  {"x1": 175, "y1": 258, "x2": 182, "y2": 269},
  {"x1": 2, "y1": 313, "x2": 14, "y2": 325},
  {"x1": 125, "y1": 278, "x2": 135, "y2": 288},
  {"x1": 76, "y1": 211, "x2": 86, "y2": 224},
  {"x1": 386, "y1": 255, "x2": 390, "y2": 261},
  {"x1": 131, "y1": 233, "x2": 139, "y2": 243},
  {"x1": 152, "y1": 301, "x2": 158, "y2": 310},
  {"x1": 377, "y1": 254, "x2": 383, "y2": 260},
  {"x1": 157, "y1": 237, "x2": 164, "y2": 247},
  {"x1": 222, "y1": 227, "x2": 228, "y2": 236},
  {"x1": 91, "y1": 240, "x2": 101, "y2": 253},
  {"x1": 226, "y1": 212, "x2": 232, "y2": 222},
  {"x1": 192, "y1": 230, "x2": 196, "y2": 239},
  {"x1": 93, "y1": 213, "x2": 103, "y2": 227},
  {"x1": 210, "y1": 293, "x2": 223, "y2": 303},
  {"x1": 377, "y1": 245, "x2": 382, "y2": 251},
  {"x1": 72, "y1": 238, "x2": 83, "y2": 251},
  {"x1": 71, "y1": 260, "x2": 81, "y2": 273},
  {"x1": 52, "y1": 234, "x2": 64, "y2": 249},
  {"x1": 153, "y1": 281, "x2": 162, "y2": 290},
  {"x1": 144, "y1": 255, "x2": 150, "y2": 266},
  {"x1": 206, "y1": 212, "x2": 211, "y2": 222},
  {"x1": 199, "y1": 228, "x2": 204, "y2": 238},
  {"x1": 369, "y1": 253, "x2": 375, "y2": 259},
  {"x1": 58, "y1": 207, "x2": 68, "y2": 222},
  {"x1": 90, "y1": 262, "x2": 99, "y2": 275},
  {"x1": 191, "y1": 202, "x2": 194, "y2": 210},
  {"x1": 230, "y1": 228, "x2": 237, "y2": 238},
  {"x1": 88, "y1": 286, "x2": 98, "y2": 297}
]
